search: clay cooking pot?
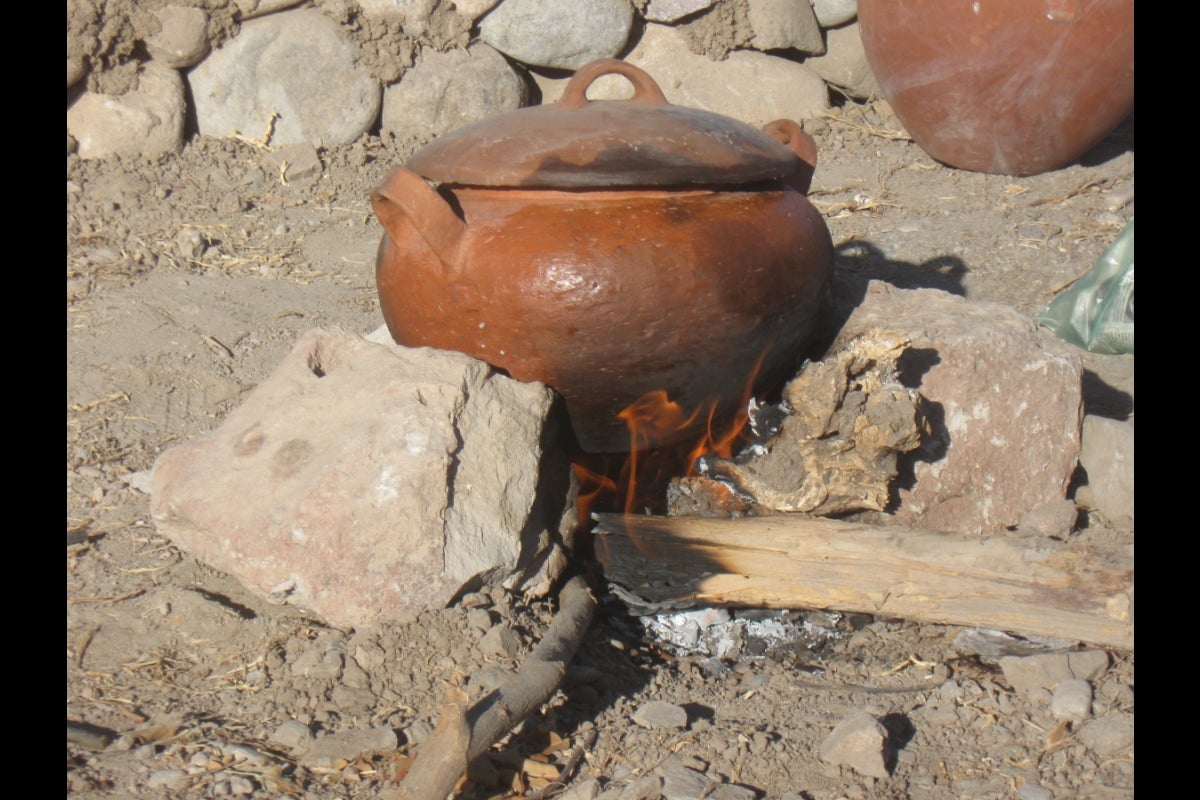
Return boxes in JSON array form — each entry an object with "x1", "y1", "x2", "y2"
[{"x1": 372, "y1": 59, "x2": 833, "y2": 453}]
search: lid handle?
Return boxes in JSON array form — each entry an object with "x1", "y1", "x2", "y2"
[{"x1": 558, "y1": 59, "x2": 669, "y2": 109}]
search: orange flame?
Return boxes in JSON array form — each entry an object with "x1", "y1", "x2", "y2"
[{"x1": 573, "y1": 349, "x2": 769, "y2": 522}]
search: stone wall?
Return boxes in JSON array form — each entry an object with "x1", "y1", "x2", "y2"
[{"x1": 67, "y1": 0, "x2": 878, "y2": 159}]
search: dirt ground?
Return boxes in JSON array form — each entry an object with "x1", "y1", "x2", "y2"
[{"x1": 66, "y1": 64, "x2": 1134, "y2": 798}]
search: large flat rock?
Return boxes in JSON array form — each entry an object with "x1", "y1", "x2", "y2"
[{"x1": 151, "y1": 328, "x2": 576, "y2": 628}]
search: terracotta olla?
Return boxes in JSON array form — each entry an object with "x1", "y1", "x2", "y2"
[
  {"x1": 372, "y1": 60, "x2": 833, "y2": 454},
  {"x1": 858, "y1": 0, "x2": 1134, "y2": 176}
]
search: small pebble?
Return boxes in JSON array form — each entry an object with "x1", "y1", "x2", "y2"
[
  {"x1": 818, "y1": 711, "x2": 889, "y2": 779},
  {"x1": 1077, "y1": 713, "x2": 1134, "y2": 758},
  {"x1": 466, "y1": 607, "x2": 497, "y2": 632},
  {"x1": 659, "y1": 764, "x2": 710, "y2": 800},
  {"x1": 632, "y1": 700, "x2": 688, "y2": 730},
  {"x1": 459, "y1": 591, "x2": 492, "y2": 609},
  {"x1": 220, "y1": 743, "x2": 268, "y2": 765},
  {"x1": 480, "y1": 623, "x2": 522, "y2": 658},
  {"x1": 269, "y1": 720, "x2": 313, "y2": 752},
  {"x1": 707, "y1": 784, "x2": 756, "y2": 800},
  {"x1": 619, "y1": 774, "x2": 662, "y2": 800},
  {"x1": 1050, "y1": 679, "x2": 1093, "y2": 721}
]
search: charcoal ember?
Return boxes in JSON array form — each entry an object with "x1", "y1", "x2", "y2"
[{"x1": 666, "y1": 475, "x2": 758, "y2": 518}]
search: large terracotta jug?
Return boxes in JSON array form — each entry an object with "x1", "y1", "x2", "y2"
[{"x1": 858, "y1": 0, "x2": 1134, "y2": 176}]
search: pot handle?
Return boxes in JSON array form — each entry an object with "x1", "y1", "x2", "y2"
[
  {"x1": 763, "y1": 119, "x2": 817, "y2": 195},
  {"x1": 371, "y1": 166, "x2": 467, "y2": 278},
  {"x1": 559, "y1": 59, "x2": 669, "y2": 109}
]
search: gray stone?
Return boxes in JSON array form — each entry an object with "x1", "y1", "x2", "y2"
[
  {"x1": 659, "y1": 764, "x2": 711, "y2": 800},
  {"x1": 1078, "y1": 415, "x2": 1134, "y2": 528},
  {"x1": 291, "y1": 641, "x2": 344, "y2": 679},
  {"x1": 151, "y1": 328, "x2": 576, "y2": 628},
  {"x1": 707, "y1": 784, "x2": 757, "y2": 800},
  {"x1": 748, "y1": 0, "x2": 825, "y2": 54},
  {"x1": 1050, "y1": 678, "x2": 1093, "y2": 721},
  {"x1": 480, "y1": 623, "x2": 523, "y2": 658},
  {"x1": 633, "y1": 700, "x2": 689, "y2": 730},
  {"x1": 802, "y1": 21, "x2": 879, "y2": 99},
  {"x1": 330, "y1": 684, "x2": 377, "y2": 712},
  {"x1": 122, "y1": 468, "x2": 155, "y2": 494},
  {"x1": 560, "y1": 778, "x2": 601, "y2": 800},
  {"x1": 67, "y1": 64, "x2": 186, "y2": 160},
  {"x1": 1077, "y1": 713, "x2": 1134, "y2": 758},
  {"x1": 219, "y1": 743, "x2": 270, "y2": 766},
  {"x1": 644, "y1": 0, "x2": 716, "y2": 23},
  {"x1": 466, "y1": 607, "x2": 497, "y2": 632},
  {"x1": 831, "y1": 280, "x2": 1083, "y2": 534},
  {"x1": 264, "y1": 142, "x2": 324, "y2": 185},
  {"x1": 811, "y1": 0, "x2": 857, "y2": 27},
  {"x1": 817, "y1": 710, "x2": 889, "y2": 779},
  {"x1": 468, "y1": 665, "x2": 510, "y2": 692},
  {"x1": 999, "y1": 650, "x2": 1110, "y2": 696},
  {"x1": 354, "y1": 640, "x2": 386, "y2": 671},
  {"x1": 270, "y1": 720, "x2": 314, "y2": 752},
  {"x1": 300, "y1": 726, "x2": 398, "y2": 768},
  {"x1": 479, "y1": 0, "x2": 634, "y2": 70},
  {"x1": 145, "y1": 5, "x2": 211, "y2": 68},
  {"x1": 188, "y1": 9, "x2": 381, "y2": 147},
  {"x1": 381, "y1": 44, "x2": 527, "y2": 144},
  {"x1": 620, "y1": 774, "x2": 663, "y2": 800},
  {"x1": 536, "y1": 23, "x2": 828, "y2": 126}
]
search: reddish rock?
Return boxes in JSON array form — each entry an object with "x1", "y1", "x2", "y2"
[
  {"x1": 818, "y1": 711, "x2": 890, "y2": 779},
  {"x1": 151, "y1": 328, "x2": 576, "y2": 628},
  {"x1": 832, "y1": 280, "x2": 1083, "y2": 535}
]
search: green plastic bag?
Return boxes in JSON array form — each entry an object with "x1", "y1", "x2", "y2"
[{"x1": 1036, "y1": 218, "x2": 1134, "y2": 355}]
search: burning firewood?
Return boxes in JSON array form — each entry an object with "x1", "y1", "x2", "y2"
[
  {"x1": 593, "y1": 513, "x2": 1133, "y2": 649},
  {"x1": 673, "y1": 328, "x2": 926, "y2": 516}
]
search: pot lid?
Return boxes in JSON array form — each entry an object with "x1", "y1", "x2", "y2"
[{"x1": 405, "y1": 59, "x2": 805, "y2": 188}]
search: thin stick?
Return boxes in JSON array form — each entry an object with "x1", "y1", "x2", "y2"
[
  {"x1": 384, "y1": 575, "x2": 597, "y2": 800},
  {"x1": 526, "y1": 728, "x2": 598, "y2": 800}
]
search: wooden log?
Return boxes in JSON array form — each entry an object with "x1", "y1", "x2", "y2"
[{"x1": 593, "y1": 513, "x2": 1133, "y2": 650}]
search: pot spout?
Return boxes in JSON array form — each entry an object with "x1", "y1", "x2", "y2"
[{"x1": 371, "y1": 166, "x2": 467, "y2": 275}]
